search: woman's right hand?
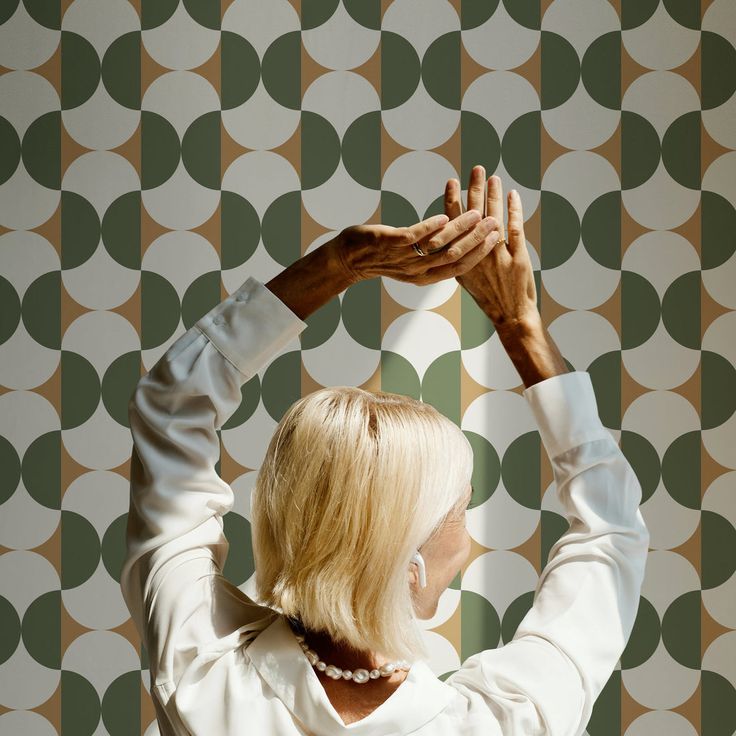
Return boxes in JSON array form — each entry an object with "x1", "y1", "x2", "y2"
[{"x1": 444, "y1": 166, "x2": 539, "y2": 335}]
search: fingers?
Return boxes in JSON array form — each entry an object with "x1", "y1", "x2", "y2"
[
  {"x1": 430, "y1": 214, "x2": 496, "y2": 263},
  {"x1": 420, "y1": 229, "x2": 501, "y2": 283},
  {"x1": 486, "y1": 175, "x2": 505, "y2": 244},
  {"x1": 506, "y1": 189, "x2": 525, "y2": 255},
  {"x1": 423, "y1": 210, "x2": 486, "y2": 254},
  {"x1": 467, "y1": 166, "x2": 486, "y2": 216},
  {"x1": 444, "y1": 179, "x2": 463, "y2": 219},
  {"x1": 386, "y1": 213, "x2": 450, "y2": 245}
]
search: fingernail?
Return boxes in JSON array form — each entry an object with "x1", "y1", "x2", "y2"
[
  {"x1": 468, "y1": 210, "x2": 481, "y2": 221},
  {"x1": 482, "y1": 216, "x2": 494, "y2": 230}
]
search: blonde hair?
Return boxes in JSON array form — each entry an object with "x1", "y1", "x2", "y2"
[{"x1": 251, "y1": 385, "x2": 474, "y2": 663}]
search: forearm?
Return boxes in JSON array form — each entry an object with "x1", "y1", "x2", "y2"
[
  {"x1": 264, "y1": 238, "x2": 358, "y2": 321},
  {"x1": 496, "y1": 313, "x2": 569, "y2": 389},
  {"x1": 264, "y1": 239, "x2": 567, "y2": 391}
]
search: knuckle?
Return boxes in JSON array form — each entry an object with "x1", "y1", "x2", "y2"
[{"x1": 447, "y1": 246, "x2": 461, "y2": 259}]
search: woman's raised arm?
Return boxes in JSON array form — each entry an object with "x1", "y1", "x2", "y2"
[{"x1": 121, "y1": 276, "x2": 309, "y2": 693}]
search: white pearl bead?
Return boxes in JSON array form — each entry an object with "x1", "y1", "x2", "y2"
[
  {"x1": 305, "y1": 650, "x2": 319, "y2": 665},
  {"x1": 295, "y1": 631, "x2": 412, "y2": 685}
]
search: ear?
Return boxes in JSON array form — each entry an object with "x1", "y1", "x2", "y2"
[{"x1": 409, "y1": 558, "x2": 424, "y2": 594}]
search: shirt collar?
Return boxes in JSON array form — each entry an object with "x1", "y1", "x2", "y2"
[{"x1": 245, "y1": 613, "x2": 456, "y2": 735}]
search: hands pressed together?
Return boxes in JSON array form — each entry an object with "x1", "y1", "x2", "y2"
[
  {"x1": 332, "y1": 166, "x2": 539, "y2": 336},
  {"x1": 266, "y1": 165, "x2": 568, "y2": 387}
]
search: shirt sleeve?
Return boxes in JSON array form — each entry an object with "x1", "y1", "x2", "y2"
[
  {"x1": 119, "y1": 275, "x2": 308, "y2": 689},
  {"x1": 446, "y1": 370, "x2": 650, "y2": 736}
]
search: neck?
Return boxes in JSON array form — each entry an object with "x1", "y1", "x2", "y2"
[
  {"x1": 305, "y1": 630, "x2": 386, "y2": 672},
  {"x1": 287, "y1": 618, "x2": 401, "y2": 675}
]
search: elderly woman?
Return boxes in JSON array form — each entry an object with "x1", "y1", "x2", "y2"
[{"x1": 120, "y1": 168, "x2": 649, "y2": 735}]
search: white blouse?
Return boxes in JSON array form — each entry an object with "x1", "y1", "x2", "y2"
[{"x1": 120, "y1": 275, "x2": 650, "y2": 736}]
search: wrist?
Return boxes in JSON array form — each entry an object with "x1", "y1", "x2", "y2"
[
  {"x1": 494, "y1": 310, "x2": 544, "y2": 345},
  {"x1": 264, "y1": 239, "x2": 357, "y2": 322},
  {"x1": 324, "y1": 234, "x2": 364, "y2": 287},
  {"x1": 495, "y1": 313, "x2": 569, "y2": 388}
]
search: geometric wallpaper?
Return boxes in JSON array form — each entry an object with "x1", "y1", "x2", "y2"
[{"x1": 0, "y1": 1, "x2": 735, "y2": 734}]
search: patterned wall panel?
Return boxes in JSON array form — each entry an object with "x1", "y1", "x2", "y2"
[{"x1": 0, "y1": 0, "x2": 734, "y2": 734}]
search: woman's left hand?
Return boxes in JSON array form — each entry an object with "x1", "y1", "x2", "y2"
[{"x1": 332, "y1": 209, "x2": 499, "y2": 285}]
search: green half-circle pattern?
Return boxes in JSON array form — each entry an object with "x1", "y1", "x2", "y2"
[
  {"x1": 141, "y1": 111, "x2": 180, "y2": 191},
  {"x1": 381, "y1": 32, "x2": 422, "y2": 110},
  {"x1": 541, "y1": 31, "x2": 580, "y2": 110},
  {"x1": 61, "y1": 351, "x2": 100, "y2": 430},
  {"x1": 661, "y1": 590, "x2": 701, "y2": 668},
  {"x1": 101, "y1": 514, "x2": 128, "y2": 585},
  {"x1": 22, "y1": 590, "x2": 60, "y2": 669},
  {"x1": 342, "y1": 111, "x2": 381, "y2": 190},
  {"x1": 101, "y1": 32, "x2": 141, "y2": 110},
  {"x1": 262, "y1": 191, "x2": 301, "y2": 267},
  {"x1": 101, "y1": 671, "x2": 141, "y2": 736},
  {"x1": 0, "y1": 594, "x2": 21, "y2": 666},
  {"x1": 301, "y1": 111, "x2": 341, "y2": 190},
  {"x1": 261, "y1": 31, "x2": 301, "y2": 111},
  {"x1": 102, "y1": 191, "x2": 142, "y2": 270},
  {"x1": 0, "y1": 115, "x2": 21, "y2": 186},
  {"x1": 221, "y1": 31, "x2": 261, "y2": 110},
  {"x1": 22, "y1": 111, "x2": 61, "y2": 189},
  {"x1": 222, "y1": 513, "x2": 255, "y2": 585},
  {"x1": 61, "y1": 670, "x2": 101, "y2": 735},
  {"x1": 0, "y1": 274, "x2": 21, "y2": 345},
  {"x1": 423, "y1": 32, "x2": 461, "y2": 110},
  {"x1": 182, "y1": 111, "x2": 221, "y2": 190},
  {"x1": 61, "y1": 510, "x2": 101, "y2": 589},
  {"x1": 22, "y1": 432, "x2": 61, "y2": 510},
  {"x1": 465, "y1": 431, "x2": 501, "y2": 507},
  {"x1": 221, "y1": 190, "x2": 261, "y2": 269},
  {"x1": 422, "y1": 351, "x2": 462, "y2": 425},
  {"x1": 582, "y1": 32, "x2": 621, "y2": 110},
  {"x1": 461, "y1": 110, "x2": 502, "y2": 184},
  {"x1": 61, "y1": 31, "x2": 100, "y2": 110},
  {"x1": 260, "y1": 351, "x2": 303, "y2": 423},
  {"x1": 503, "y1": 432, "x2": 542, "y2": 510},
  {"x1": 61, "y1": 190, "x2": 100, "y2": 270},
  {"x1": 0, "y1": 434, "x2": 20, "y2": 506}
]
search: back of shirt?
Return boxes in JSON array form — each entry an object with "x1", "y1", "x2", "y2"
[{"x1": 120, "y1": 275, "x2": 649, "y2": 736}]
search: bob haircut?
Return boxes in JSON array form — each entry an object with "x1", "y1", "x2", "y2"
[{"x1": 251, "y1": 385, "x2": 474, "y2": 664}]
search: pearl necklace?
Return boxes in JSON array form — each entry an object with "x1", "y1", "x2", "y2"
[{"x1": 293, "y1": 631, "x2": 412, "y2": 685}]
